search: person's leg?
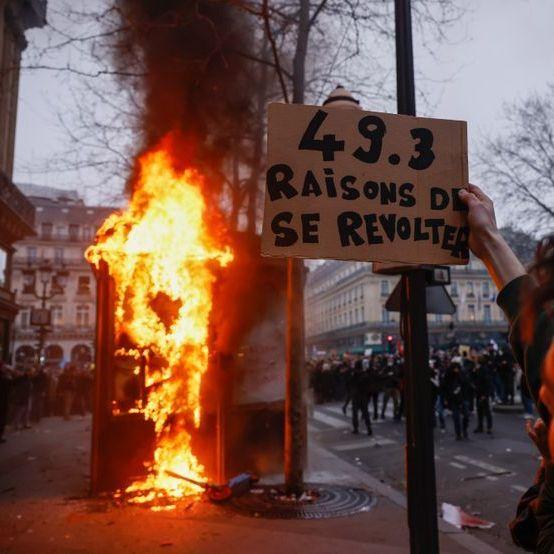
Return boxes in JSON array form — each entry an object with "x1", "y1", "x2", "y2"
[
  {"x1": 462, "y1": 401, "x2": 469, "y2": 438},
  {"x1": 371, "y1": 392, "x2": 379, "y2": 420},
  {"x1": 508, "y1": 379, "x2": 515, "y2": 404},
  {"x1": 63, "y1": 391, "x2": 72, "y2": 420},
  {"x1": 475, "y1": 398, "x2": 484, "y2": 432},
  {"x1": 360, "y1": 397, "x2": 372, "y2": 435},
  {"x1": 452, "y1": 406, "x2": 461, "y2": 439},
  {"x1": 381, "y1": 390, "x2": 389, "y2": 418},
  {"x1": 484, "y1": 398, "x2": 493, "y2": 432},
  {"x1": 351, "y1": 398, "x2": 359, "y2": 433},
  {"x1": 437, "y1": 397, "x2": 446, "y2": 429},
  {"x1": 13, "y1": 404, "x2": 25, "y2": 430},
  {"x1": 392, "y1": 389, "x2": 400, "y2": 421},
  {"x1": 342, "y1": 389, "x2": 351, "y2": 415}
]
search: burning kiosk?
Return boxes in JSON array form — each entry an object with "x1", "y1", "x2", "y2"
[{"x1": 88, "y1": 143, "x2": 289, "y2": 505}]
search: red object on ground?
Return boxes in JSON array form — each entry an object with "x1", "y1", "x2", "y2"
[{"x1": 441, "y1": 502, "x2": 495, "y2": 529}]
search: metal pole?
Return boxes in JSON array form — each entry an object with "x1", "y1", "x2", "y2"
[
  {"x1": 394, "y1": 1, "x2": 439, "y2": 552},
  {"x1": 284, "y1": 257, "x2": 305, "y2": 495},
  {"x1": 284, "y1": 0, "x2": 310, "y2": 496}
]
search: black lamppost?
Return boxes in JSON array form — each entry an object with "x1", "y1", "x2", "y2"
[{"x1": 22, "y1": 263, "x2": 69, "y2": 366}]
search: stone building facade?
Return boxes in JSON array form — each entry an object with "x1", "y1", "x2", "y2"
[
  {"x1": 11, "y1": 184, "x2": 113, "y2": 368},
  {"x1": 305, "y1": 258, "x2": 507, "y2": 355},
  {"x1": 0, "y1": 0, "x2": 46, "y2": 362}
]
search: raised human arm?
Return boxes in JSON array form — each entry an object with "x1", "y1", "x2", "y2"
[{"x1": 458, "y1": 184, "x2": 527, "y2": 290}]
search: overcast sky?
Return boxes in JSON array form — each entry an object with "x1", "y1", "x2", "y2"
[{"x1": 13, "y1": 0, "x2": 554, "y2": 226}]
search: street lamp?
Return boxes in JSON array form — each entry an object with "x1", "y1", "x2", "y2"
[{"x1": 24, "y1": 262, "x2": 69, "y2": 367}]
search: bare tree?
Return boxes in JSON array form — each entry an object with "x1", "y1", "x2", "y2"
[
  {"x1": 479, "y1": 85, "x2": 554, "y2": 232},
  {"x1": 17, "y1": 0, "x2": 465, "y2": 218}
]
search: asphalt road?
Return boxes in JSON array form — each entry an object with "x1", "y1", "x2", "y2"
[{"x1": 309, "y1": 400, "x2": 539, "y2": 554}]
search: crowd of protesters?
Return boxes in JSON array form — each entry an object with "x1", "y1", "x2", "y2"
[
  {"x1": 309, "y1": 343, "x2": 529, "y2": 439},
  {"x1": 0, "y1": 361, "x2": 94, "y2": 444}
]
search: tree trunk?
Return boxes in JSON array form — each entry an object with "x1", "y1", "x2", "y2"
[
  {"x1": 245, "y1": 39, "x2": 269, "y2": 233},
  {"x1": 229, "y1": 149, "x2": 241, "y2": 230}
]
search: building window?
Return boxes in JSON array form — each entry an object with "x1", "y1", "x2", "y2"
[
  {"x1": 27, "y1": 247, "x2": 37, "y2": 263},
  {"x1": 22, "y1": 272, "x2": 35, "y2": 294},
  {"x1": 360, "y1": 286, "x2": 364, "y2": 299},
  {"x1": 69, "y1": 224, "x2": 80, "y2": 242},
  {"x1": 355, "y1": 308, "x2": 359, "y2": 323},
  {"x1": 51, "y1": 274, "x2": 65, "y2": 294},
  {"x1": 76, "y1": 305, "x2": 90, "y2": 327},
  {"x1": 20, "y1": 309, "x2": 29, "y2": 328},
  {"x1": 41, "y1": 222, "x2": 53, "y2": 239},
  {"x1": 0, "y1": 247, "x2": 7, "y2": 288},
  {"x1": 380, "y1": 280, "x2": 389, "y2": 296},
  {"x1": 467, "y1": 281, "x2": 475, "y2": 297},
  {"x1": 382, "y1": 308, "x2": 390, "y2": 323},
  {"x1": 484, "y1": 305, "x2": 492, "y2": 323},
  {"x1": 468, "y1": 304, "x2": 476, "y2": 321},
  {"x1": 435, "y1": 314, "x2": 443, "y2": 323},
  {"x1": 361, "y1": 306, "x2": 365, "y2": 321},
  {"x1": 483, "y1": 281, "x2": 490, "y2": 298},
  {"x1": 54, "y1": 247, "x2": 64, "y2": 264},
  {"x1": 77, "y1": 275, "x2": 91, "y2": 295},
  {"x1": 51, "y1": 305, "x2": 63, "y2": 326},
  {"x1": 83, "y1": 226, "x2": 93, "y2": 241},
  {"x1": 56, "y1": 225, "x2": 66, "y2": 239},
  {"x1": 450, "y1": 282, "x2": 458, "y2": 297}
]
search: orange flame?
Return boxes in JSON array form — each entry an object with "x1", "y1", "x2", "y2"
[{"x1": 86, "y1": 139, "x2": 232, "y2": 505}]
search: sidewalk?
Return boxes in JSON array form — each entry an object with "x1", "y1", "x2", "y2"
[{"x1": 0, "y1": 417, "x2": 502, "y2": 553}]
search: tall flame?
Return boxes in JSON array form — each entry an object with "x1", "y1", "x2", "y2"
[{"x1": 86, "y1": 139, "x2": 232, "y2": 505}]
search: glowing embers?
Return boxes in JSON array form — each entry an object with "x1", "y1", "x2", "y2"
[{"x1": 87, "y1": 138, "x2": 232, "y2": 507}]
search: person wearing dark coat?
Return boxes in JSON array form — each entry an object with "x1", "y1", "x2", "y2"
[
  {"x1": 443, "y1": 361, "x2": 471, "y2": 440},
  {"x1": 350, "y1": 358, "x2": 372, "y2": 436},
  {"x1": 11, "y1": 368, "x2": 32, "y2": 430},
  {"x1": 472, "y1": 356, "x2": 494, "y2": 434},
  {"x1": 0, "y1": 362, "x2": 14, "y2": 443}
]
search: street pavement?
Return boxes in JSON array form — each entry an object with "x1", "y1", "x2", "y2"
[
  {"x1": 0, "y1": 415, "x2": 503, "y2": 553},
  {"x1": 309, "y1": 400, "x2": 539, "y2": 554}
]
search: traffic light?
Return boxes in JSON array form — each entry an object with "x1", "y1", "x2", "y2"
[{"x1": 387, "y1": 335, "x2": 395, "y2": 353}]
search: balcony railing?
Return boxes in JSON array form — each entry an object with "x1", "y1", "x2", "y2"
[
  {"x1": 36, "y1": 232, "x2": 93, "y2": 243},
  {"x1": 13, "y1": 256, "x2": 89, "y2": 268}
]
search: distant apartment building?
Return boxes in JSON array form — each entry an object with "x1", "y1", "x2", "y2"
[
  {"x1": 12, "y1": 184, "x2": 113, "y2": 368},
  {"x1": 304, "y1": 258, "x2": 507, "y2": 355},
  {"x1": 0, "y1": 0, "x2": 46, "y2": 362}
]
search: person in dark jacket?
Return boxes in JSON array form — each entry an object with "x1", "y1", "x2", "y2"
[
  {"x1": 0, "y1": 362, "x2": 14, "y2": 443},
  {"x1": 351, "y1": 358, "x2": 372, "y2": 436},
  {"x1": 12, "y1": 367, "x2": 32, "y2": 430},
  {"x1": 443, "y1": 361, "x2": 471, "y2": 440},
  {"x1": 472, "y1": 356, "x2": 494, "y2": 434},
  {"x1": 57, "y1": 364, "x2": 76, "y2": 420}
]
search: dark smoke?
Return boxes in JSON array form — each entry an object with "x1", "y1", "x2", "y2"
[{"x1": 114, "y1": 0, "x2": 254, "y2": 192}]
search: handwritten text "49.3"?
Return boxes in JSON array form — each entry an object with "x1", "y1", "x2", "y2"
[{"x1": 298, "y1": 109, "x2": 435, "y2": 170}]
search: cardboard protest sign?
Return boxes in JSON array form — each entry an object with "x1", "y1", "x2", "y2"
[{"x1": 261, "y1": 103, "x2": 469, "y2": 265}]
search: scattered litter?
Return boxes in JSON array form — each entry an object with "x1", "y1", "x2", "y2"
[
  {"x1": 506, "y1": 448, "x2": 512, "y2": 453},
  {"x1": 27, "y1": 456, "x2": 36, "y2": 461},
  {"x1": 251, "y1": 489, "x2": 264, "y2": 495},
  {"x1": 16, "y1": 515, "x2": 22, "y2": 519},
  {"x1": 441, "y1": 502, "x2": 494, "y2": 529},
  {"x1": 461, "y1": 470, "x2": 511, "y2": 482}
]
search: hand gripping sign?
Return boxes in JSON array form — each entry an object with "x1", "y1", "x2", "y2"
[{"x1": 261, "y1": 103, "x2": 469, "y2": 266}]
